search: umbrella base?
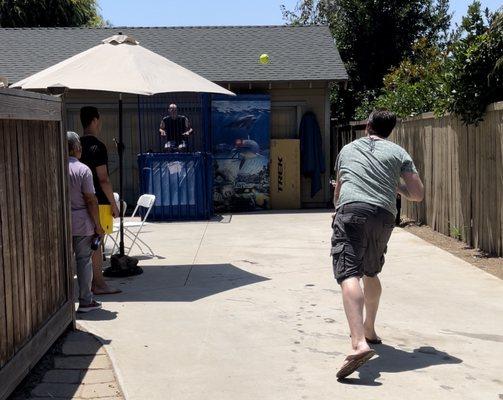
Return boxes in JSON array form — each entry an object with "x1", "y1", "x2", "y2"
[{"x1": 104, "y1": 254, "x2": 143, "y2": 277}]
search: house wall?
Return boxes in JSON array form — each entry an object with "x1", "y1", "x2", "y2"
[
  {"x1": 63, "y1": 81, "x2": 333, "y2": 208},
  {"x1": 269, "y1": 83, "x2": 331, "y2": 207}
]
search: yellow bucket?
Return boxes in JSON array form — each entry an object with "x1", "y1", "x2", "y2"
[{"x1": 98, "y1": 205, "x2": 113, "y2": 235}]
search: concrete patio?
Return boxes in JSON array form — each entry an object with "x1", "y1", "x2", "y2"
[{"x1": 78, "y1": 211, "x2": 503, "y2": 400}]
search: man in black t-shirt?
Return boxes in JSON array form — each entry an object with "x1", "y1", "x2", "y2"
[
  {"x1": 159, "y1": 103, "x2": 193, "y2": 151},
  {"x1": 80, "y1": 106, "x2": 121, "y2": 295}
]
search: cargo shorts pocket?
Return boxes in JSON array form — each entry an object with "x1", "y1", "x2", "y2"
[
  {"x1": 330, "y1": 243, "x2": 346, "y2": 279},
  {"x1": 378, "y1": 223, "x2": 395, "y2": 269},
  {"x1": 340, "y1": 213, "x2": 367, "y2": 244}
]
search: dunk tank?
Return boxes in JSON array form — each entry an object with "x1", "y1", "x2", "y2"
[{"x1": 137, "y1": 93, "x2": 270, "y2": 220}]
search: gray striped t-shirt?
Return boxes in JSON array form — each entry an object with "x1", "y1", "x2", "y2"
[{"x1": 335, "y1": 137, "x2": 418, "y2": 215}]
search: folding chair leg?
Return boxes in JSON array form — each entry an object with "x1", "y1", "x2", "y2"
[
  {"x1": 135, "y1": 237, "x2": 155, "y2": 256},
  {"x1": 110, "y1": 230, "x2": 120, "y2": 255},
  {"x1": 106, "y1": 233, "x2": 119, "y2": 256},
  {"x1": 127, "y1": 231, "x2": 141, "y2": 256},
  {"x1": 123, "y1": 227, "x2": 154, "y2": 257}
]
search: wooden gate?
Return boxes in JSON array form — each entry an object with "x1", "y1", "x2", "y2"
[{"x1": 0, "y1": 88, "x2": 73, "y2": 399}]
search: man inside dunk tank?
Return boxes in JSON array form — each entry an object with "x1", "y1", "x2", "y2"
[{"x1": 159, "y1": 103, "x2": 193, "y2": 152}]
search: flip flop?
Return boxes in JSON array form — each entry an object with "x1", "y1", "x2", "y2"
[
  {"x1": 336, "y1": 349, "x2": 376, "y2": 379},
  {"x1": 349, "y1": 335, "x2": 383, "y2": 345},
  {"x1": 366, "y1": 337, "x2": 382, "y2": 345}
]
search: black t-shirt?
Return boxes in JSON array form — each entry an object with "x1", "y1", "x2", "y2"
[
  {"x1": 80, "y1": 135, "x2": 110, "y2": 205},
  {"x1": 162, "y1": 115, "x2": 188, "y2": 144}
]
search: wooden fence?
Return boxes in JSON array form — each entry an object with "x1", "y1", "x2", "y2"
[
  {"x1": 330, "y1": 120, "x2": 366, "y2": 171},
  {"x1": 0, "y1": 89, "x2": 73, "y2": 400},
  {"x1": 332, "y1": 102, "x2": 503, "y2": 256},
  {"x1": 392, "y1": 103, "x2": 503, "y2": 256}
]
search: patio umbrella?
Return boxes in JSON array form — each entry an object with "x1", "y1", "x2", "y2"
[{"x1": 12, "y1": 34, "x2": 234, "y2": 267}]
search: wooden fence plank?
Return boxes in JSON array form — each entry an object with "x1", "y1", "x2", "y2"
[
  {"x1": 29, "y1": 119, "x2": 42, "y2": 328},
  {"x1": 37, "y1": 123, "x2": 50, "y2": 321},
  {"x1": 31, "y1": 121, "x2": 47, "y2": 326},
  {"x1": 0, "y1": 121, "x2": 15, "y2": 361},
  {"x1": 18, "y1": 120, "x2": 34, "y2": 339},
  {"x1": 6, "y1": 118, "x2": 23, "y2": 350},
  {"x1": 0, "y1": 121, "x2": 8, "y2": 367},
  {"x1": 10, "y1": 119, "x2": 27, "y2": 350},
  {"x1": 46, "y1": 121, "x2": 60, "y2": 313}
]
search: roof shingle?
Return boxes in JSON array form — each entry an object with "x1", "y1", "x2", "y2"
[{"x1": 0, "y1": 25, "x2": 347, "y2": 84}]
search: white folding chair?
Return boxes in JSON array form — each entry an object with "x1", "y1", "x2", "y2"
[
  {"x1": 111, "y1": 194, "x2": 156, "y2": 256},
  {"x1": 103, "y1": 193, "x2": 127, "y2": 256}
]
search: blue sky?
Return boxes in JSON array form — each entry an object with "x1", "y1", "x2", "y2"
[{"x1": 98, "y1": 0, "x2": 501, "y2": 28}]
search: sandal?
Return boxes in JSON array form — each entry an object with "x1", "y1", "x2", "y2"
[{"x1": 336, "y1": 349, "x2": 376, "y2": 379}]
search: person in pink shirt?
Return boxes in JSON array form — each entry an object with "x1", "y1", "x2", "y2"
[{"x1": 68, "y1": 131, "x2": 104, "y2": 313}]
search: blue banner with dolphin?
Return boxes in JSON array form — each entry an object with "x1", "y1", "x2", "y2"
[{"x1": 211, "y1": 94, "x2": 270, "y2": 212}]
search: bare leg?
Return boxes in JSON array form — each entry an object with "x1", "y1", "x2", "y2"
[
  {"x1": 91, "y1": 247, "x2": 121, "y2": 295},
  {"x1": 341, "y1": 277, "x2": 371, "y2": 354},
  {"x1": 363, "y1": 275, "x2": 382, "y2": 340}
]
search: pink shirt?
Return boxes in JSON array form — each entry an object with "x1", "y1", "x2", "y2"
[{"x1": 68, "y1": 157, "x2": 96, "y2": 236}]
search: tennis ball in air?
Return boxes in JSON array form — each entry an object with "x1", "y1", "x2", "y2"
[{"x1": 259, "y1": 53, "x2": 270, "y2": 64}]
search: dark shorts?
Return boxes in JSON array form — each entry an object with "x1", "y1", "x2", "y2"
[{"x1": 331, "y1": 202, "x2": 395, "y2": 284}]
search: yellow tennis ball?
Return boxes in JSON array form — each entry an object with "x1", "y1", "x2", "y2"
[{"x1": 259, "y1": 53, "x2": 270, "y2": 64}]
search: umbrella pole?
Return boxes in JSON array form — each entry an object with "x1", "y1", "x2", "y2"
[
  {"x1": 119, "y1": 93, "x2": 125, "y2": 255},
  {"x1": 107, "y1": 93, "x2": 141, "y2": 276}
]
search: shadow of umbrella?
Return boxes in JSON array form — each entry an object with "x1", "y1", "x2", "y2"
[
  {"x1": 96, "y1": 263, "x2": 270, "y2": 302},
  {"x1": 339, "y1": 344, "x2": 463, "y2": 385}
]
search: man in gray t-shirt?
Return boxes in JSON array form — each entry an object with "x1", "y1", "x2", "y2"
[{"x1": 332, "y1": 110, "x2": 424, "y2": 379}]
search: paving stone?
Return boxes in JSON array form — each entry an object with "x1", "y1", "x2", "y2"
[
  {"x1": 62, "y1": 340, "x2": 105, "y2": 356},
  {"x1": 54, "y1": 355, "x2": 111, "y2": 370},
  {"x1": 30, "y1": 382, "x2": 80, "y2": 398},
  {"x1": 42, "y1": 369, "x2": 81, "y2": 384},
  {"x1": 80, "y1": 383, "x2": 121, "y2": 399},
  {"x1": 80, "y1": 369, "x2": 115, "y2": 384}
]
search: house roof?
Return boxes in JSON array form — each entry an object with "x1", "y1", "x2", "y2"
[{"x1": 0, "y1": 25, "x2": 348, "y2": 85}]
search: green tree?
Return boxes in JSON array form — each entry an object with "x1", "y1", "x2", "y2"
[
  {"x1": 0, "y1": 0, "x2": 105, "y2": 27},
  {"x1": 368, "y1": 1, "x2": 502, "y2": 124},
  {"x1": 368, "y1": 38, "x2": 449, "y2": 119},
  {"x1": 282, "y1": 0, "x2": 451, "y2": 121},
  {"x1": 458, "y1": 0, "x2": 489, "y2": 38},
  {"x1": 445, "y1": 4, "x2": 502, "y2": 124}
]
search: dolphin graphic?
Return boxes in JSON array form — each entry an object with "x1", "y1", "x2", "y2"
[{"x1": 224, "y1": 115, "x2": 257, "y2": 130}]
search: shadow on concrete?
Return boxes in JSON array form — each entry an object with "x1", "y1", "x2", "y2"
[
  {"x1": 239, "y1": 209, "x2": 332, "y2": 216},
  {"x1": 77, "y1": 308, "x2": 119, "y2": 322},
  {"x1": 132, "y1": 254, "x2": 167, "y2": 261},
  {"x1": 99, "y1": 263, "x2": 270, "y2": 302},
  {"x1": 339, "y1": 345, "x2": 462, "y2": 385}
]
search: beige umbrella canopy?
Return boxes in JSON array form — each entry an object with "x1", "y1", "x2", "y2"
[
  {"x1": 12, "y1": 34, "x2": 234, "y2": 96},
  {"x1": 13, "y1": 34, "x2": 234, "y2": 260}
]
